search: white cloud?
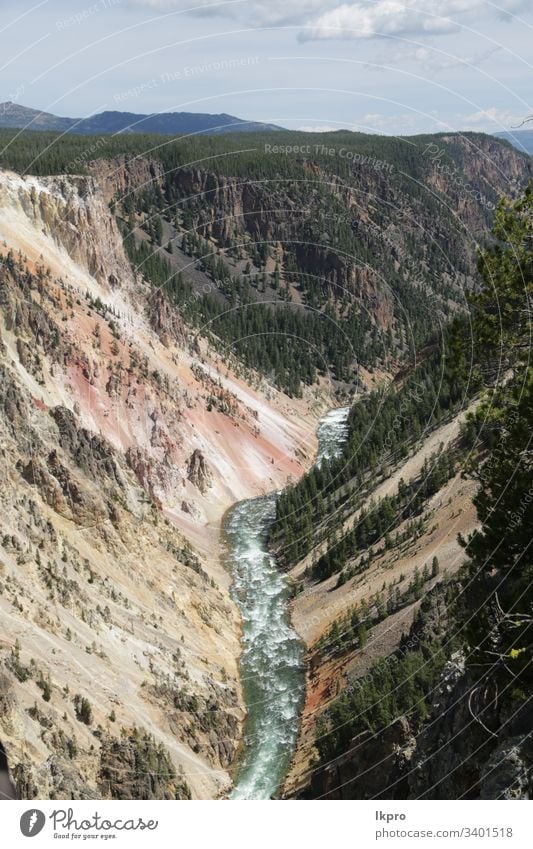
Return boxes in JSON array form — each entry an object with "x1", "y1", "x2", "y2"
[
  {"x1": 305, "y1": 107, "x2": 528, "y2": 137},
  {"x1": 380, "y1": 43, "x2": 502, "y2": 74},
  {"x1": 462, "y1": 106, "x2": 525, "y2": 130},
  {"x1": 297, "y1": 113, "x2": 449, "y2": 135},
  {"x1": 128, "y1": 0, "x2": 338, "y2": 26},
  {"x1": 129, "y1": 0, "x2": 527, "y2": 38},
  {"x1": 300, "y1": 0, "x2": 528, "y2": 42}
]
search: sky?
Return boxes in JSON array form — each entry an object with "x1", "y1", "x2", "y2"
[{"x1": 1, "y1": 0, "x2": 532, "y2": 136}]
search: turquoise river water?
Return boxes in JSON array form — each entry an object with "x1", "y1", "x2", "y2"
[{"x1": 226, "y1": 407, "x2": 350, "y2": 799}]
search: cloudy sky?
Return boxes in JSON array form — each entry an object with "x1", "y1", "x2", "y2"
[{"x1": 2, "y1": 0, "x2": 532, "y2": 135}]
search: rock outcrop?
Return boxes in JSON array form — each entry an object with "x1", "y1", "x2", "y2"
[
  {"x1": 187, "y1": 449, "x2": 213, "y2": 493},
  {"x1": 0, "y1": 741, "x2": 17, "y2": 800},
  {"x1": 0, "y1": 171, "x2": 132, "y2": 289},
  {"x1": 0, "y1": 168, "x2": 314, "y2": 800},
  {"x1": 308, "y1": 717, "x2": 415, "y2": 800}
]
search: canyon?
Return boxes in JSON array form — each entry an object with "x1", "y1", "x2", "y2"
[
  {"x1": 0, "y1": 164, "x2": 322, "y2": 799},
  {"x1": 0, "y1": 129, "x2": 530, "y2": 800}
]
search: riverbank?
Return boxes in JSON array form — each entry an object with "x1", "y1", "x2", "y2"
[{"x1": 226, "y1": 408, "x2": 350, "y2": 799}]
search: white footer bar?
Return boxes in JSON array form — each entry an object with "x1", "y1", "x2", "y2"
[{"x1": 2, "y1": 799, "x2": 531, "y2": 849}]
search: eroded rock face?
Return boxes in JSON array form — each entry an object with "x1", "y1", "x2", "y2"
[
  {"x1": 99, "y1": 728, "x2": 191, "y2": 800},
  {"x1": 0, "y1": 741, "x2": 17, "y2": 800},
  {"x1": 0, "y1": 234, "x2": 245, "y2": 801},
  {"x1": 187, "y1": 449, "x2": 212, "y2": 494},
  {"x1": 0, "y1": 172, "x2": 133, "y2": 289},
  {"x1": 409, "y1": 669, "x2": 533, "y2": 800},
  {"x1": 303, "y1": 584, "x2": 533, "y2": 802},
  {"x1": 21, "y1": 453, "x2": 109, "y2": 526},
  {"x1": 309, "y1": 717, "x2": 415, "y2": 800},
  {"x1": 0, "y1": 365, "x2": 28, "y2": 430},
  {"x1": 481, "y1": 737, "x2": 533, "y2": 800},
  {"x1": 0, "y1": 166, "x2": 315, "y2": 800},
  {"x1": 86, "y1": 137, "x2": 530, "y2": 341},
  {"x1": 88, "y1": 156, "x2": 165, "y2": 206},
  {"x1": 146, "y1": 288, "x2": 184, "y2": 347},
  {"x1": 49, "y1": 407, "x2": 124, "y2": 486}
]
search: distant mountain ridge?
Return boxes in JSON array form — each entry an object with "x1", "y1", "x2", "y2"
[
  {"x1": 494, "y1": 128, "x2": 533, "y2": 154},
  {"x1": 0, "y1": 101, "x2": 282, "y2": 135}
]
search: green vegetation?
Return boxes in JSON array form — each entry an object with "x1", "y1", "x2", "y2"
[
  {"x1": 314, "y1": 184, "x2": 533, "y2": 773},
  {"x1": 316, "y1": 637, "x2": 449, "y2": 762},
  {"x1": 313, "y1": 447, "x2": 458, "y2": 581},
  {"x1": 7, "y1": 644, "x2": 33, "y2": 683},
  {"x1": 319, "y1": 564, "x2": 439, "y2": 656},
  {"x1": 1, "y1": 127, "x2": 514, "y2": 395},
  {"x1": 0, "y1": 126, "x2": 517, "y2": 190},
  {"x1": 37, "y1": 674, "x2": 51, "y2": 702},
  {"x1": 99, "y1": 726, "x2": 191, "y2": 800},
  {"x1": 460, "y1": 186, "x2": 533, "y2": 687},
  {"x1": 73, "y1": 694, "x2": 93, "y2": 725},
  {"x1": 271, "y1": 338, "x2": 473, "y2": 567},
  {"x1": 123, "y1": 223, "x2": 366, "y2": 395}
]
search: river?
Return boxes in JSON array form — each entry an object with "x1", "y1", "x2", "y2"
[{"x1": 226, "y1": 406, "x2": 350, "y2": 799}]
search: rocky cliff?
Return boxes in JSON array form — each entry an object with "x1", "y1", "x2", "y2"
[
  {"x1": 88, "y1": 133, "x2": 531, "y2": 342},
  {"x1": 0, "y1": 166, "x2": 317, "y2": 799},
  {"x1": 304, "y1": 581, "x2": 533, "y2": 800},
  {"x1": 0, "y1": 130, "x2": 529, "y2": 801}
]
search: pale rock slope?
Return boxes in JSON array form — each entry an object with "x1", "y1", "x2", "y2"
[{"x1": 0, "y1": 168, "x2": 320, "y2": 799}]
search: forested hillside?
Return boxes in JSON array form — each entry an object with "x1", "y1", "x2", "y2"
[
  {"x1": 270, "y1": 336, "x2": 474, "y2": 568},
  {"x1": 0, "y1": 127, "x2": 530, "y2": 800},
  {"x1": 1, "y1": 127, "x2": 526, "y2": 396},
  {"x1": 289, "y1": 185, "x2": 533, "y2": 800}
]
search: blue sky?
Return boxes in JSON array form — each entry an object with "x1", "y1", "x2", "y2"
[{"x1": 2, "y1": 0, "x2": 532, "y2": 135}]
